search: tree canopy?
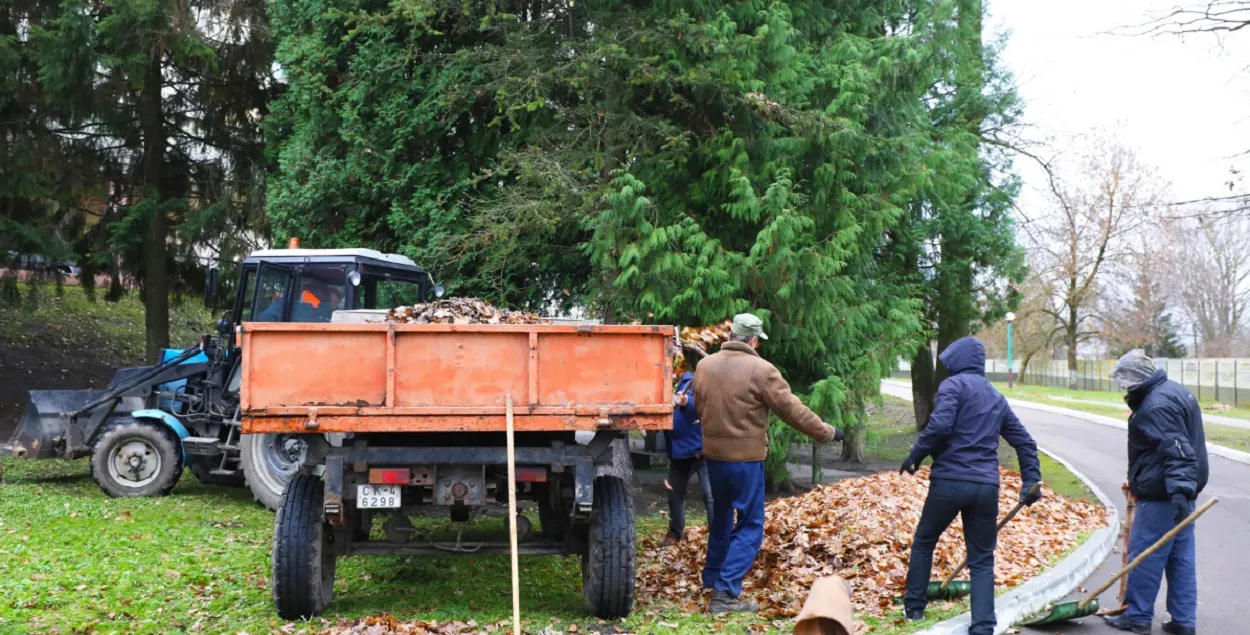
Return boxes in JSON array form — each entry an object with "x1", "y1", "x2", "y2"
[{"x1": 267, "y1": 0, "x2": 1023, "y2": 467}]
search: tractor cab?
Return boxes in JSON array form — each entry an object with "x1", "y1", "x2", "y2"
[{"x1": 207, "y1": 243, "x2": 442, "y2": 339}]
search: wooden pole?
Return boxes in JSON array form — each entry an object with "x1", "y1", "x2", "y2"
[
  {"x1": 1078, "y1": 497, "x2": 1218, "y2": 609},
  {"x1": 506, "y1": 394, "x2": 521, "y2": 635}
]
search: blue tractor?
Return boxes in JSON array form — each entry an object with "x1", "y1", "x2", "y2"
[{"x1": 2, "y1": 246, "x2": 440, "y2": 509}]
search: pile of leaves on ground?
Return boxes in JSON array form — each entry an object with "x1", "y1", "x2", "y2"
[
  {"x1": 386, "y1": 298, "x2": 547, "y2": 325},
  {"x1": 637, "y1": 468, "x2": 1107, "y2": 619}
]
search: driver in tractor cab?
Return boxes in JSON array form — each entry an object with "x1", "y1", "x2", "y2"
[{"x1": 256, "y1": 279, "x2": 344, "y2": 323}]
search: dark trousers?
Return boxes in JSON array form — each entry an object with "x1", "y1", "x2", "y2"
[
  {"x1": 667, "y1": 456, "x2": 713, "y2": 538},
  {"x1": 702, "y1": 459, "x2": 765, "y2": 597},
  {"x1": 904, "y1": 478, "x2": 1000, "y2": 635},
  {"x1": 1123, "y1": 498, "x2": 1197, "y2": 627}
]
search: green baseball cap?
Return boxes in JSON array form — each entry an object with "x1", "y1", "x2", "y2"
[{"x1": 731, "y1": 313, "x2": 768, "y2": 340}]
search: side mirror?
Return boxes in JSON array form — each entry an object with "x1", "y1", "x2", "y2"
[
  {"x1": 216, "y1": 310, "x2": 233, "y2": 335},
  {"x1": 433, "y1": 284, "x2": 445, "y2": 299},
  {"x1": 205, "y1": 267, "x2": 219, "y2": 308},
  {"x1": 348, "y1": 270, "x2": 361, "y2": 287}
]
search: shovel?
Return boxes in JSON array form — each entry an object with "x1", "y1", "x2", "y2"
[
  {"x1": 1021, "y1": 497, "x2": 1218, "y2": 626},
  {"x1": 925, "y1": 482, "x2": 1042, "y2": 600}
]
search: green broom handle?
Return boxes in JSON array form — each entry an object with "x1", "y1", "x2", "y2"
[
  {"x1": 940, "y1": 482, "x2": 1043, "y2": 588},
  {"x1": 1077, "y1": 497, "x2": 1219, "y2": 609}
]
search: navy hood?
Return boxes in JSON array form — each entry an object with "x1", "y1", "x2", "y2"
[{"x1": 939, "y1": 337, "x2": 986, "y2": 376}]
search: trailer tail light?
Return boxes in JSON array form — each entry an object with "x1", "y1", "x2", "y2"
[
  {"x1": 369, "y1": 468, "x2": 410, "y2": 485},
  {"x1": 515, "y1": 467, "x2": 548, "y2": 483}
]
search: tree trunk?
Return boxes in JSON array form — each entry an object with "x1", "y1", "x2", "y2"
[
  {"x1": 910, "y1": 345, "x2": 936, "y2": 431},
  {"x1": 1066, "y1": 320, "x2": 1079, "y2": 389},
  {"x1": 141, "y1": 44, "x2": 169, "y2": 363},
  {"x1": 840, "y1": 406, "x2": 867, "y2": 462}
]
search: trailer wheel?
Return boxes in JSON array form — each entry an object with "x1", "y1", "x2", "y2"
[
  {"x1": 89, "y1": 419, "x2": 183, "y2": 498},
  {"x1": 241, "y1": 433, "x2": 305, "y2": 511},
  {"x1": 272, "y1": 473, "x2": 337, "y2": 619},
  {"x1": 581, "y1": 475, "x2": 636, "y2": 619}
]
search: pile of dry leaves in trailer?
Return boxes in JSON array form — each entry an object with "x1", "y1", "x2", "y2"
[
  {"x1": 385, "y1": 298, "x2": 547, "y2": 325},
  {"x1": 637, "y1": 468, "x2": 1107, "y2": 619}
]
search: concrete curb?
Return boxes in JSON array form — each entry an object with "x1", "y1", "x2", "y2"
[
  {"x1": 880, "y1": 380, "x2": 1250, "y2": 467},
  {"x1": 878, "y1": 380, "x2": 1120, "y2": 635}
]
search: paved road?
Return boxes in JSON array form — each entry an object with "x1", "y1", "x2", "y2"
[
  {"x1": 880, "y1": 382, "x2": 1249, "y2": 634},
  {"x1": 1016, "y1": 407, "x2": 1249, "y2": 635}
]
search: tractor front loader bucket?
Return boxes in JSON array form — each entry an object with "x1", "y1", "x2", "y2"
[{"x1": 2, "y1": 390, "x2": 105, "y2": 459}]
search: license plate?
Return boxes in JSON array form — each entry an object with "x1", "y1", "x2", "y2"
[{"x1": 357, "y1": 484, "x2": 401, "y2": 508}]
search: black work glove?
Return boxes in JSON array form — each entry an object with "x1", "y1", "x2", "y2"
[
  {"x1": 1020, "y1": 481, "x2": 1042, "y2": 506},
  {"x1": 899, "y1": 449, "x2": 924, "y2": 475},
  {"x1": 1171, "y1": 494, "x2": 1191, "y2": 524}
]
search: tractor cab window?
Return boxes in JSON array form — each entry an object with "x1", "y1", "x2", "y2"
[
  {"x1": 236, "y1": 268, "x2": 256, "y2": 322},
  {"x1": 252, "y1": 265, "x2": 293, "y2": 322},
  {"x1": 356, "y1": 271, "x2": 426, "y2": 310},
  {"x1": 290, "y1": 266, "x2": 348, "y2": 323}
]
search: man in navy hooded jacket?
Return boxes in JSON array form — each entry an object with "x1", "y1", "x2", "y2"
[
  {"x1": 900, "y1": 337, "x2": 1042, "y2": 635},
  {"x1": 1102, "y1": 350, "x2": 1207, "y2": 635}
]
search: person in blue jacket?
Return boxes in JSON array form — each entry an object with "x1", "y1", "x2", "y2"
[
  {"x1": 900, "y1": 337, "x2": 1042, "y2": 635},
  {"x1": 664, "y1": 370, "x2": 714, "y2": 546},
  {"x1": 1102, "y1": 350, "x2": 1207, "y2": 635}
]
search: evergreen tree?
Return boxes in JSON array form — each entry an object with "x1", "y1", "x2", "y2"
[
  {"x1": 266, "y1": 0, "x2": 1019, "y2": 471},
  {"x1": 18, "y1": 0, "x2": 276, "y2": 358}
]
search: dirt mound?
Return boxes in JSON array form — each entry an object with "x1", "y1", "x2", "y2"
[{"x1": 637, "y1": 467, "x2": 1107, "y2": 619}]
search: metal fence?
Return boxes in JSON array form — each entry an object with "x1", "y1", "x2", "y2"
[{"x1": 897, "y1": 357, "x2": 1250, "y2": 407}]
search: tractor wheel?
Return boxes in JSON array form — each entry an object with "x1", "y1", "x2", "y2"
[
  {"x1": 189, "y1": 458, "x2": 245, "y2": 487},
  {"x1": 581, "y1": 475, "x2": 636, "y2": 619},
  {"x1": 241, "y1": 433, "x2": 306, "y2": 511},
  {"x1": 89, "y1": 419, "x2": 184, "y2": 498},
  {"x1": 272, "y1": 473, "x2": 337, "y2": 619}
]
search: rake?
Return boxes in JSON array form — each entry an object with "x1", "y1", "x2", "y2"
[{"x1": 1021, "y1": 497, "x2": 1218, "y2": 626}]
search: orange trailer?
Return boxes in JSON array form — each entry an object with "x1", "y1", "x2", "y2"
[
  {"x1": 237, "y1": 320, "x2": 675, "y2": 622},
  {"x1": 239, "y1": 322, "x2": 675, "y2": 434}
]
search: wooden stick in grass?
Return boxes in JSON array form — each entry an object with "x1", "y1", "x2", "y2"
[{"x1": 506, "y1": 394, "x2": 521, "y2": 635}]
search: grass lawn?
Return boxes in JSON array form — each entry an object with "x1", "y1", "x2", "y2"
[
  {"x1": 0, "y1": 283, "x2": 212, "y2": 365},
  {"x1": 0, "y1": 455, "x2": 982, "y2": 635}
]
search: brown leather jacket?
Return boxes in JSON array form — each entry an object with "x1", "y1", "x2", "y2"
[{"x1": 692, "y1": 341, "x2": 835, "y2": 461}]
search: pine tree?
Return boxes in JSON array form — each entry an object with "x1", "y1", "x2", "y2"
[{"x1": 26, "y1": 0, "x2": 276, "y2": 358}]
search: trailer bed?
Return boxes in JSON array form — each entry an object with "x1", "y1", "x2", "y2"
[{"x1": 238, "y1": 322, "x2": 675, "y2": 434}]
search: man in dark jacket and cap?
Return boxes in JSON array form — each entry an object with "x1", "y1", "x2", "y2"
[
  {"x1": 900, "y1": 337, "x2": 1042, "y2": 635},
  {"x1": 1102, "y1": 350, "x2": 1207, "y2": 635}
]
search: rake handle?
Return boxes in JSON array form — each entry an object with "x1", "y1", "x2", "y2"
[
  {"x1": 940, "y1": 482, "x2": 1042, "y2": 588},
  {"x1": 1077, "y1": 497, "x2": 1218, "y2": 610}
]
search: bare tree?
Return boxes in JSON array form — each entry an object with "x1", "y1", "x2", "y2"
[
  {"x1": 1024, "y1": 137, "x2": 1162, "y2": 385},
  {"x1": 1163, "y1": 216, "x2": 1250, "y2": 353},
  {"x1": 975, "y1": 269, "x2": 1061, "y2": 376}
]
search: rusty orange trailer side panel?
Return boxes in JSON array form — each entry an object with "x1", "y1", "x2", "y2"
[{"x1": 239, "y1": 323, "x2": 675, "y2": 434}]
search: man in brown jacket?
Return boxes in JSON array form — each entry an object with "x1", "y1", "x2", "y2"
[{"x1": 694, "y1": 313, "x2": 839, "y2": 614}]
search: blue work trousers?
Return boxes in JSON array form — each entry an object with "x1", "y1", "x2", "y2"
[
  {"x1": 1123, "y1": 498, "x2": 1198, "y2": 628},
  {"x1": 904, "y1": 478, "x2": 1000, "y2": 635},
  {"x1": 701, "y1": 459, "x2": 765, "y2": 597}
]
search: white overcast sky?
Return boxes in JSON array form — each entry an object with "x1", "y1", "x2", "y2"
[{"x1": 988, "y1": 0, "x2": 1250, "y2": 208}]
